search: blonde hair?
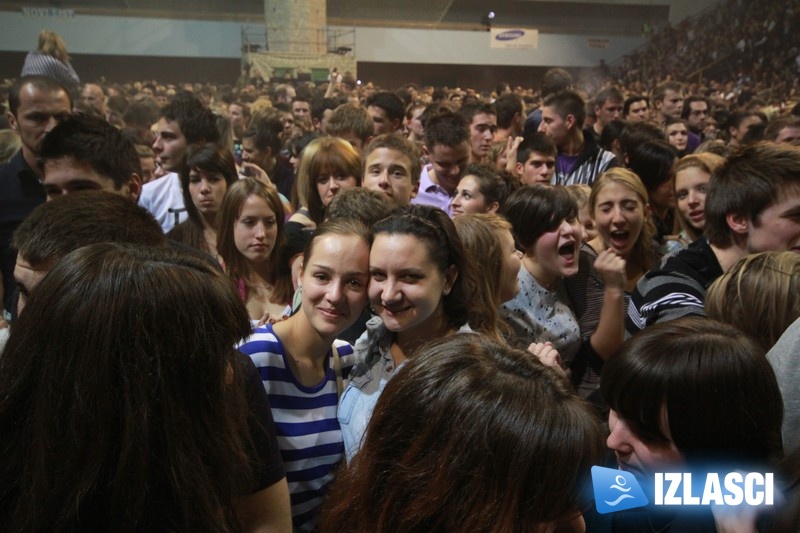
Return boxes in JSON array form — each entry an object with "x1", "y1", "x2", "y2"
[
  {"x1": 589, "y1": 167, "x2": 656, "y2": 271},
  {"x1": 673, "y1": 152, "x2": 725, "y2": 241},
  {"x1": 453, "y1": 213, "x2": 513, "y2": 342},
  {"x1": 706, "y1": 251, "x2": 800, "y2": 350},
  {"x1": 566, "y1": 184, "x2": 591, "y2": 209},
  {"x1": 37, "y1": 30, "x2": 69, "y2": 62}
]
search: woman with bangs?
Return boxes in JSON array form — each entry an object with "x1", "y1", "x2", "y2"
[
  {"x1": 600, "y1": 317, "x2": 783, "y2": 532},
  {"x1": 565, "y1": 168, "x2": 654, "y2": 404},
  {"x1": 217, "y1": 178, "x2": 292, "y2": 322},
  {"x1": 499, "y1": 185, "x2": 586, "y2": 368},
  {"x1": 288, "y1": 136, "x2": 362, "y2": 230},
  {"x1": 167, "y1": 143, "x2": 238, "y2": 261}
]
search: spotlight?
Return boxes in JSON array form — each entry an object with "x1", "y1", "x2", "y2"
[{"x1": 488, "y1": 11, "x2": 495, "y2": 20}]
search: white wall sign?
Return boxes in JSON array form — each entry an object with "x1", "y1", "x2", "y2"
[{"x1": 490, "y1": 28, "x2": 539, "y2": 50}]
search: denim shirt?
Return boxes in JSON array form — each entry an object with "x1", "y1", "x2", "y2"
[{"x1": 338, "y1": 316, "x2": 398, "y2": 463}]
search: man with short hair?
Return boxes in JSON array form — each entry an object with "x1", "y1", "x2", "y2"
[
  {"x1": 326, "y1": 103, "x2": 373, "y2": 153},
  {"x1": 361, "y1": 134, "x2": 421, "y2": 210},
  {"x1": 291, "y1": 96, "x2": 312, "y2": 132},
  {"x1": 682, "y1": 96, "x2": 710, "y2": 136},
  {"x1": 651, "y1": 81, "x2": 684, "y2": 126},
  {"x1": 590, "y1": 86, "x2": 624, "y2": 141},
  {"x1": 516, "y1": 133, "x2": 557, "y2": 185},
  {"x1": 12, "y1": 192, "x2": 167, "y2": 315},
  {"x1": 627, "y1": 143, "x2": 800, "y2": 335},
  {"x1": 765, "y1": 115, "x2": 800, "y2": 145},
  {"x1": 0, "y1": 75, "x2": 72, "y2": 319},
  {"x1": 538, "y1": 90, "x2": 616, "y2": 186},
  {"x1": 459, "y1": 101, "x2": 497, "y2": 164},
  {"x1": 40, "y1": 114, "x2": 142, "y2": 201},
  {"x1": 493, "y1": 93, "x2": 524, "y2": 143},
  {"x1": 365, "y1": 91, "x2": 404, "y2": 135},
  {"x1": 623, "y1": 95, "x2": 650, "y2": 123},
  {"x1": 81, "y1": 83, "x2": 107, "y2": 118},
  {"x1": 412, "y1": 112, "x2": 470, "y2": 215},
  {"x1": 139, "y1": 96, "x2": 219, "y2": 232},
  {"x1": 229, "y1": 101, "x2": 251, "y2": 142}
]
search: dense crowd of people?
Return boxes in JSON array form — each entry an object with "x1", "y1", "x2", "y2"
[{"x1": 1, "y1": 0, "x2": 800, "y2": 528}]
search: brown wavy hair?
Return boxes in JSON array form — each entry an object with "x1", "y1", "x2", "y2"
[
  {"x1": 0, "y1": 244, "x2": 255, "y2": 531},
  {"x1": 320, "y1": 334, "x2": 604, "y2": 532}
]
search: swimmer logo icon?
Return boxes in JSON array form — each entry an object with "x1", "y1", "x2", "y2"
[{"x1": 592, "y1": 466, "x2": 649, "y2": 514}]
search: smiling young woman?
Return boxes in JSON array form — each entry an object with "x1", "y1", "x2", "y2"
[
  {"x1": 237, "y1": 218, "x2": 371, "y2": 531},
  {"x1": 338, "y1": 205, "x2": 474, "y2": 463}
]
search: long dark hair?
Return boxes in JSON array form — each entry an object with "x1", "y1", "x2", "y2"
[
  {"x1": 320, "y1": 334, "x2": 604, "y2": 532},
  {"x1": 0, "y1": 244, "x2": 255, "y2": 531}
]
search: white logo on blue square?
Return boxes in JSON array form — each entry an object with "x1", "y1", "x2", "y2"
[{"x1": 592, "y1": 465, "x2": 649, "y2": 514}]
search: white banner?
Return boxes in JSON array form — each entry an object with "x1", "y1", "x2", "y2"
[{"x1": 490, "y1": 28, "x2": 538, "y2": 50}]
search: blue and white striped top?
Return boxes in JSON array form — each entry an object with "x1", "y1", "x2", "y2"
[{"x1": 238, "y1": 323, "x2": 354, "y2": 532}]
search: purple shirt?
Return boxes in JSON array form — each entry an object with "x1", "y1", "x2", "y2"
[{"x1": 411, "y1": 164, "x2": 452, "y2": 215}]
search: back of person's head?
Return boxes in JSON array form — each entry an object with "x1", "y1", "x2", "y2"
[
  {"x1": 13, "y1": 191, "x2": 166, "y2": 271},
  {"x1": 37, "y1": 29, "x2": 69, "y2": 62},
  {"x1": 598, "y1": 119, "x2": 626, "y2": 152},
  {"x1": 297, "y1": 136, "x2": 362, "y2": 224},
  {"x1": 619, "y1": 121, "x2": 666, "y2": 160},
  {"x1": 123, "y1": 100, "x2": 160, "y2": 130},
  {"x1": 423, "y1": 109, "x2": 469, "y2": 150},
  {"x1": 326, "y1": 188, "x2": 392, "y2": 227},
  {"x1": 365, "y1": 91, "x2": 405, "y2": 124},
  {"x1": 39, "y1": 113, "x2": 142, "y2": 192},
  {"x1": 453, "y1": 214, "x2": 515, "y2": 339},
  {"x1": 695, "y1": 139, "x2": 734, "y2": 158},
  {"x1": 243, "y1": 115, "x2": 283, "y2": 155},
  {"x1": 320, "y1": 334, "x2": 604, "y2": 532},
  {"x1": 517, "y1": 133, "x2": 557, "y2": 163},
  {"x1": 160, "y1": 96, "x2": 220, "y2": 145},
  {"x1": 8, "y1": 75, "x2": 71, "y2": 116},
  {"x1": 372, "y1": 205, "x2": 472, "y2": 329},
  {"x1": 541, "y1": 68, "x2": 573, "y2": 98},
  {"x1": 542, "y1": 90, "x2": 586, "y2": 128},
  {"x1": 626, "y1": 140, "x2": 678, "y2": 194},
  {"x1": 326, "y1": 103, "x2": 374, "y2": 147},
  {"x1": 706, "y1": 251, "x2": 800, "y2": 350},
  {"x1": 502, "y1": 185, "x2": 577, "y2": 251},
  {"x1": 704, "y1": 143, "x2": 800, "y2": 248},
  {"x1": 601, "y1": 317, "x2": 783, "y2": 469},
  {"x1": 494, "y1": 93, "x2": 524, "y2": 129},
  {"x1": 0, "y1": 243, "x2": 254, "y2": 531},
  {"x1": 362, "y1": 133, "x2": 422, "y2": 183}
]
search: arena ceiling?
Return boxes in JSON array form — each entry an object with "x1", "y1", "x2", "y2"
[{"x1": 0, "y1": 0, "x2": 669, "y2": 35}]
